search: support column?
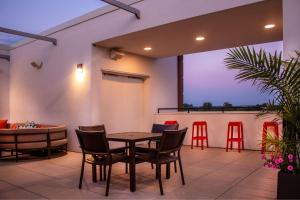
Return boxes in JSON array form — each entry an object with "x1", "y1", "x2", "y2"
[{"x1": 177, "y1": 55, "x2": 184, "y2": 108}]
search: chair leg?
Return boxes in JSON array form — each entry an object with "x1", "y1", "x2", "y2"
[
  {"x1": 47, "y1": 148, "x2": 51, "y2": 159},
  {"x1": 226, "y1": 124, "x2": 229, "y2": 152},
  {"x1": 241, "y1": 123, "x2": 245, "y2": 150},
  {"x1": 105, "y1": 164, "x2": 112, "y2": 196},
  {"x1": 166, "y1": 163, "x2": 170, "y2": 179},
  {"x1": 201, "y1": 125, "x2": 204, "y2": 150},
  {"x1": 15, "y1": 151, "x2": 18, "y2": 163},
  {"x1": 196, "y1": 126, "x2": 199, "y2": 147},
  {"x1": 174, "y1": 161, "x2": 177, "y2": 173},
  {"x1": 92, "y1": 164, "x2": 97, "y2": 182},
  {"x1": 174, "y1": 155, "x2": 177, "y2": 173},
  {"x1": 150, "y1": 140, "x2": 154, "y2": 169},
  {"x1": 178, "y1": 151, "x2": 185, "y2": 185},
  {"x1": 155, "y1": 164, "x2": 159, "y2": 179},
  {"x1": 103, "y1": 164, "x2": 107, "y2": 181},
  {"x1": 191, "y1": 124, "x2": 194, "y2": 149},
  {"x1": 125, "y1": 142, "x2": 129, "y2": 173},
  {"x1": 157, "y1": 164, "x2": 164, "y2": 195},
  {"x1": 100, "y1": 165, "x2": 103, "y2": 181},
  {"x1": 238, "y1": 126, "x2": 241, "y2": 153},
  {"x1": 230, "y1": 126, "x2": 233, "y2": 150},
  {"x1": 205, "y1": 124, "x2": 209, "y2": 148},
  {"x1": 125, "y1": 162, "x2": 129, "y2": 174},
  {"x1": 79, "y1": 154, "x2": 85, "y2": 189}
]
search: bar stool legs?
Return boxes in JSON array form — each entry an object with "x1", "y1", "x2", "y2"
[
  {"x1": 261, "y1": 122, "x2": 279, "y2": 154},
  {"x1": 226, "y1": 121, "x2": 244, "y2": 153},
  {"x1": 191, "y1": 121, "x2": 209, "y2": 150}
]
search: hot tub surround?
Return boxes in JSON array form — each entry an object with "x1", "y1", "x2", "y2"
[{"x1": 0, "y1": 124, "x2": 68, "y2": 161}]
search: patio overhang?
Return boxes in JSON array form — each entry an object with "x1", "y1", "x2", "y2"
[{"x1": 94, "y1": 0, "x2": 282, "y2": 58}]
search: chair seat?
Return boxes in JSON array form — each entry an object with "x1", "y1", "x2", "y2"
[
  {"x1": 135, "y1": 146, "x2": 158, "y2": 155},
  {"x1": 135, "y1": 147, "x2": 177, "y2": 164},
  {"x1": 87, "y1": 153, "x2": 128, "y2": 165},
  {"x1": 136, "y1": 153, "x2": 177, "y2": 164}
]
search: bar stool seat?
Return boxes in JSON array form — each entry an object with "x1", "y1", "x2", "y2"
[
  {"x1": 191, "y1": 121, "x2": 208, "y2": 150},
  {"x1": 226, "y1": 121, "x2": 244, "y2": 153},
  {"x1": 164, "y1": 121, "x2": 178, "y2": 125}
]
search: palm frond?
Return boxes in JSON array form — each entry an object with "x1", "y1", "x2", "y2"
[{"x1": 225, "y1": 47, "x2": 300, "y2": 141}]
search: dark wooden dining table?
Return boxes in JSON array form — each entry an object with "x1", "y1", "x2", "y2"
[{"x1": 107, "y1": 132, "x2": 162, "y2": 192}]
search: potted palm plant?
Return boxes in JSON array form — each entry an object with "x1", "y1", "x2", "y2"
[{"x1": 224, "y1": 47, "x2": 300, "y2": 199}]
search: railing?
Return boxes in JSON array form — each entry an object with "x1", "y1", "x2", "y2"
[{"x1": 157, "y1": 106, "x2": 263, "y2": 113}]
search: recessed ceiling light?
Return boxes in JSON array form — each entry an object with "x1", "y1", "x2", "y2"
[
  {"x1": 144, "y1": 47, "x2": 152, "y2": 51},
  {"x1": 196, "y1": 36, "x2": 205, "y2": 41},
  {"x1": 264, "y1": 24, "x2": 275, "y2": 29}
]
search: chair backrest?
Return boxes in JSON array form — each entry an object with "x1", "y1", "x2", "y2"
[
  {"x1": 164, "y1": 120, "x2": 178, "y2": 125},
  {"x1": 75, "y1": 129, "x2": 109, "y2": 154},
  {"x1": 159, "y1": 128, "x2": 187, "y2": 153},
  {"x1": 78, "y1": 124, "x2": 106, "y2": 132},
  {"x1": 151, "y1": 123, "x2": 179, "y2": 133}
]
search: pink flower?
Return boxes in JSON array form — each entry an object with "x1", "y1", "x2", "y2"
[
  {"x1": 287, "y1": 165, "x2": 294, "y2": 171},
  {"x1": 288, "y1": 154, "x2": 293, "y2": 160},
  {"x1": 275, "y1": 158, "x2": 284, "y2": 164},
  {"x1": 261, "y1": 154, "x2": 266, "y2": 160},
  {"x1": 268, "y1": 163, "x2": 273, "y2": 168}
]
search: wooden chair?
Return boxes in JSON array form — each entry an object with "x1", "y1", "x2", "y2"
[
  {"x1": 136, "y1": 128, "x2": 187, "y2": 195},
  {"x1": 75, "y1": 129, "x2": 128, "y2": 196},
  {"x1": 78, "y1": 125, "x2": 128, "y2": 182},
  {"x1": 147, "y1": 123, "x2": 179, "y2": 172},
  {"x1": 148, "y1": 123, "x2": 179, "y2": 148}
]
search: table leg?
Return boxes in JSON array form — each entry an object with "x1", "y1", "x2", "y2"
[{"x1": 129, "y1": 141, "x2": 136, "y2": 192}]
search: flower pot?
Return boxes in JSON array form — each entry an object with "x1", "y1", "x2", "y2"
[{"x1": 277, "y1": 171, "x2": 300, "y2": 199}]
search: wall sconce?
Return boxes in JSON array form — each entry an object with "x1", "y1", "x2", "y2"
[
  {"x1": 77, "y1": 64, "x2": 83, "y2": 74},
  {"x1": 76, "y1": 63, "x2": 84, "y2": 81}
]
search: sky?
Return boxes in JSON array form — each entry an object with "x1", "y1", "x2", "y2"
[
  {"x1": 184, "y1": 41, "x2": 283, "y2": 107},
  {"x1": 0, "y1": 0, "x2": 107, "y2": 45}
]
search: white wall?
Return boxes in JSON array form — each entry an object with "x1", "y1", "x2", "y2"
[
  {"x1": 91, "y1": 47, "x2": 153, "y2": 133},
  {"x1": 8, "y1": 0, "x2": 262, "y2": 151},
  {"x1": 154, "y1": 112, "x2": 281, "y2": 150},
  {"x1": 90, "y1": 47, "x2": 177, "y2": 150},
  {"x1": 144, "y1": 56, "x2": 178, "y2": 131},
  {"x1": 0, "y1": 59, "x2": 9, "y2": 119},
  {"x1": 283, "y1": 0, "x2": 300, "y2": 58}
]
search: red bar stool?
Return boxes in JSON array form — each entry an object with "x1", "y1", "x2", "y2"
[
  {"x1": 261, "y1": 122, "x2": 279, "y2": 154},
  {"x1": 164, "y1": 120, "x2": 178, "y2": 125},
  {"x1": 226, "y1": 121, "x2": 244, "y2": 153},
  {"x1": 191, "y1": 121, "x2": 208, "y2": 150}
]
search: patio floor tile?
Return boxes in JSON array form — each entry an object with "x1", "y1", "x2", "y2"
[{"x1": 0, "y1": 147, "x2": 277, "y2": 199}]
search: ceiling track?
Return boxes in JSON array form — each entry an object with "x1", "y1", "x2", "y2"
[
  {"x1": 0, "y1": 27, "x2": 57, "y2": 45},
  {"x1": 101, "y1": 0, "x2": 140, "y2": 19}
]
